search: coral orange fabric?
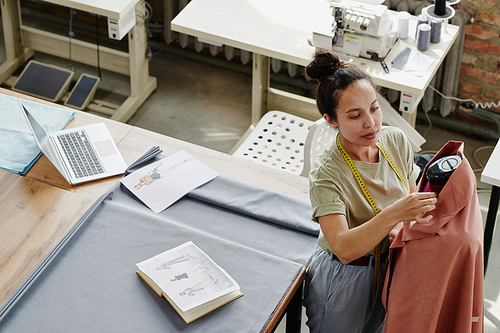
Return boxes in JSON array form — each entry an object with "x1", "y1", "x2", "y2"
[{"x1": 382, "y1": 141, "x2": 484, "y2": 332}]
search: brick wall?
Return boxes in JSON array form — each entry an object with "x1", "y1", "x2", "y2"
[{"x1": 459, "y1": 0, "x2": 500, "y2": 112}]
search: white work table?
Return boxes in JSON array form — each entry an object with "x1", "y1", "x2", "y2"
[
  {"x1": 40, "y1": 0, "x2": 136, "y2": 19},
  {"x1": 0, "y1": 0, "x2": 156, "y2": 122},
  {"x1": 481, "y1": 139, "x2": 500, "y2": 273},
  {"x1": 171, "y1": 0, "x2": 459, "y2": 129}
]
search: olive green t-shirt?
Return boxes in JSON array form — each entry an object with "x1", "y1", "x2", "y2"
[{"x1": 309, "y1": 126, "x2": 420, "y2": 255}]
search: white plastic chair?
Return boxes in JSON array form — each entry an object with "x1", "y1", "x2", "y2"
[
  {"x1": 232, "y1": 111, "x2": 337, "y2": 176},
  {"x1": 232, "y1": 111, "x2": 314, "y2": 175},
  {"x1": 300, "y1": 117, "x2": 338, "y2": 177}
]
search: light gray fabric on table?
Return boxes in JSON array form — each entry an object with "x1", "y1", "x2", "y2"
[{"x1": 0, "y1": 154, "x2": 319, "y2": 333}]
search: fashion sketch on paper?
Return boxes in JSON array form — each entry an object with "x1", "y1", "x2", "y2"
[
  {"x1": 171, "y1": 261, "x2": 210, "y2": 281},
  {"x1": 156, "y1": 253, "x2": 196, "y2": 270},
  {"x1": 134, "y1": 159, "x2": 192, "y2": 190},
  {"x1": 179, "y1": 276, "x2": 218, "y2": 296}
]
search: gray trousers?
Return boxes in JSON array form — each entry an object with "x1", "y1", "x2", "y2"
[{"x1": 303, "y1": 247, "x2": 388, "y2": 333}]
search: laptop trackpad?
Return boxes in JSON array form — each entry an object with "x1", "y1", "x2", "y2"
[{"x1": 94, "y1": 140, "x2": 117, "y2": 158}]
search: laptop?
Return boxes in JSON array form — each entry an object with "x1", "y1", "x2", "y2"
[{"x1": 19, "y1": 100, "x2": 127, "y2": 185}]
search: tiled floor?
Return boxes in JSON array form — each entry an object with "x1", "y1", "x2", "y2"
[{"x1": 2, "y1": 39, "x2": 499, "y2": 332}]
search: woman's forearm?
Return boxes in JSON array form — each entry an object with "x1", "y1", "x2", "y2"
[{"x1": 319, "y1": 209, "x2": 399, "y2": 263}]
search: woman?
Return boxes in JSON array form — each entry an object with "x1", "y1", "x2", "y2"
[{"x1": 302, "y1": 49, "x2": 437, "y2": 332}]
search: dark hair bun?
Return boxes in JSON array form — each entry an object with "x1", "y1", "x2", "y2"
[{"x1": 306, "y1": 49, "x2": 343, "y2": 81}]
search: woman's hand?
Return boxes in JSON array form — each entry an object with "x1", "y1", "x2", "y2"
[
  {"x1": 387, "y1": 191, "x2": 437, "y2": 243},
  {"x1": 388, "y1": 222, "x2": 403, "y2": 243},
  {"x1": 386, "y1": 192, "x2": 438, "y2": 224},
  {"x1": 319, "y1": 190, "x2": 437, "y2": 263}
]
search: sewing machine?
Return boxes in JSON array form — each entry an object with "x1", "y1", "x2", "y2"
[{"x1": 312, "y1": 0, "x2": 397, "y2": 60}]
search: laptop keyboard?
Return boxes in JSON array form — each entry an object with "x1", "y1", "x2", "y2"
[{"x1": 57, "y1": 130, "x2": 105, "y2": 179}]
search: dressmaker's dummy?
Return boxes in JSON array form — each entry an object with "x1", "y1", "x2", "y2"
[
  {"x1": 422, "y1": 155, "x2": 462, "y2": 194},
  {"x1": 382, "y1": 141, "x2": 484, "y2": 333}
]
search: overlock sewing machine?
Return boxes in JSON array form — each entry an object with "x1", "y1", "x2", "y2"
[{"x1": 312, "y1": 0, "x2": 398, "y2": 60}]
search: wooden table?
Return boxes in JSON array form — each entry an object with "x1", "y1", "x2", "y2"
[
  {"x1": 0, "y1": 89, "x2": 310, "y2": 332},
  {"x1": 481, "y1": 139, "x2": 500, "y2": 273},
  {"x1": 0, "y1": 170, "x2": 93, "y2": 309}
]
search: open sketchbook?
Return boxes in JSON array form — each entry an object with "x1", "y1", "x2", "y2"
[
  {"x1": 120, "y1": 150, "x2": 219, "y2": 213},
  {"x1": 136, "y1": 241, "x2": 243, "y2": 323}
]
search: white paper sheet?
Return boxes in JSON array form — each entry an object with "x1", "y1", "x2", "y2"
[
  {"x1": 404, "y1": 48, "x2": 436, "y2": 77},
  {"x1": 120, "y1": 150, "x2": 219, "y2": 213}
]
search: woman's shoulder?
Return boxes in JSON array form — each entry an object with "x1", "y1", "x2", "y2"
[
  {"x1": 310, "y1": 146, "x2": 347, "y2": 185},
  {"x1": 379, "y1": 126, "x2": 408, "y2": 148},
  {"x1": 380, "y1": 125, "x2": 405, "y2": 139}
]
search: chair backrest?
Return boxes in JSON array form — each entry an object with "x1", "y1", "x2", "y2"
[
  {"x1": 232, "y1": 111, "x2": 314, "y2": 175},
  {"x1": 300, "y1": 117, "x2": 338, "y2": 177}
]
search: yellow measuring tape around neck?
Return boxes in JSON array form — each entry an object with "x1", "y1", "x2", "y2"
[{"x1": 336, "y1": 134, "x2": 409, "y2": 304}]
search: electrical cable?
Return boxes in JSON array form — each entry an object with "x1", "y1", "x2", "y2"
[
  {"x1": 429, "y1": 85, "x2": 500, "y2": 110},
  {"x1": 147, "y1": 42, "x2": 162, "y2": 56},
  {"x1": 68, "y1": 9, "x2": 75, "y2": 71},
  {"x1": 137, "y1": 1, "x2": 162, "y2": 58},
  {"x1": 423, "y1": 109, "x2": 433, "y2": 138},
  {"x1": 95, "y1": 14, "x2": 102, "y2": 78},
  {"x1": 424, "y1": 85, "x2": 497, "y2": 176},
  {"x1": 472, "y1": 145, "x2": 494, "y2": 173},
  {"x1": 138, "y1": 0, "x2": 153, "y2": 39},
  {"x1": 143, "y1": 1, "x2": 153, "y2": 21},
  {"x1": 415, "y1": 86, "x2": 495, "y2": 189}
]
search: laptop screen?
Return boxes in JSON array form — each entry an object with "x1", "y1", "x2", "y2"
[{"x1": 19, "y1": 101, "x2": 62, "y2": 172}]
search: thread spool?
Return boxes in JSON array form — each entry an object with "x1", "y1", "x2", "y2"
[
  {"x1": 397, "y1": 11, "x2": 411, "y2": 39},
  {"x1": 434, "y1": 0, "x2": 446, "y2": 16},
  {"x1": 415, "y1": 14, "x2": 429, "y2": 38},
  {"x1": 430, "y1": 18, "x2": 442, "y2": 43},
  {"x1": 416, "y1": 23, "x2": 431, "y2": 51}
]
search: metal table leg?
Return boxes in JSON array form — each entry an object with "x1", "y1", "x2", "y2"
[
  {"x1": 285, "y1": 281, "x2": 303, "y2": 333},
  {"x1": 484, "y1": 185, "x2": 499, "y2": 274}
]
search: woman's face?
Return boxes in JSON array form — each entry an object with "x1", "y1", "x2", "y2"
[{"x1": 325, "y1": 79, "x2": 382, "y2": 148}]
